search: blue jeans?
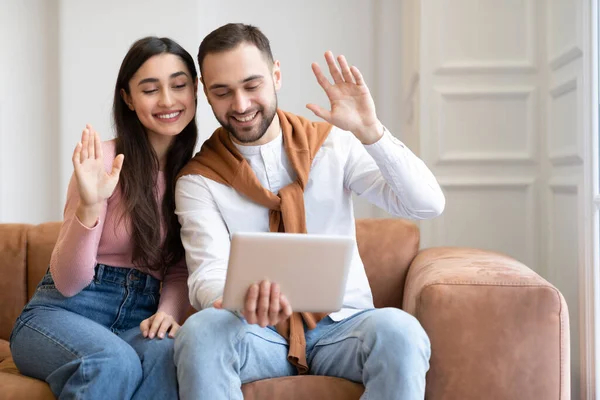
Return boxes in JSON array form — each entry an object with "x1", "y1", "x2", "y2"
[
  {"x1": 9, "y1": 265, "x2": 178, "y2": 400},
  {"x1": 174, "y1": 307, "x2": 430, "y2": 400}
]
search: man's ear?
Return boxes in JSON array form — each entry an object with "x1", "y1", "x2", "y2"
[
  {"x1": 272, "y1": 60, "x2": 282, "y2": 91},
  {"x1": 199, "y1": 76, "x2": 212, "y2": 105},
  {"x1": 200, "y1": 76, "x2": 208, "y2": 98},
  {"x1": 120, "y1": 89, "x2": 135, "y2": 111}
]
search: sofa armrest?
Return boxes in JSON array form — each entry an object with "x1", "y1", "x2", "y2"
[{"x1": 403, "y1": 247, "x2": 570, "y2": 400}]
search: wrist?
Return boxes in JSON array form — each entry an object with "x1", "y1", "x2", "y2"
[
  {"x1": 76, "y1": 202, "x2": 102, "y2": 228},
  {"x1": 353, "y1": 121, "x2": 384, "y2": 145}
]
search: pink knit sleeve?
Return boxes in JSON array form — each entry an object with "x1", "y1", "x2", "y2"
[
  {"x1": 49, "y1": 141, "x2": 119, "y2": 297},
  {"x1": 158, "y1": 256, "x2": 191, "y2": 323},
  {"x1": 49, "y1": 173, "x2": 108, "y2": 297}
]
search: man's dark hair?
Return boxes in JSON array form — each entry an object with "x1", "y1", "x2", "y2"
[{"x1": 198, "y1": 23, "x2": 274, "y2": 74}]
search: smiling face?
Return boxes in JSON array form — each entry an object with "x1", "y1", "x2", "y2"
[
  {"x1": 201, "y1": 43, "x2": 281, "y2": 145},
  {"x1": 121, "y1": 53, "x2": 197, "y2": 143}
]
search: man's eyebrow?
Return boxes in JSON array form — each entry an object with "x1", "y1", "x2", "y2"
[
  {"x1": 242, "y1": 75, "x2": 263, "y2": 83},
  {"x1": 137, "y1": 71, "x2": 189, "y2": 86},
  {"x1": 208, "y1": 75, "x2": 264, "y2": 90}
]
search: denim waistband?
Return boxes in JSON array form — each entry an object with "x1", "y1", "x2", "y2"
[{"x1": 94, "y1": 264, "x2": 160, "y2": 294}]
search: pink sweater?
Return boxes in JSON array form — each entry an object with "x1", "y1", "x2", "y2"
[{"x1": 49, "y1": 140, "x2": 189, "y2": 323}]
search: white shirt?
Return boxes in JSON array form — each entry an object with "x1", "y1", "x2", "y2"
[{"x1": 175, "y1": 126, "x2": 445, "y2": 320}]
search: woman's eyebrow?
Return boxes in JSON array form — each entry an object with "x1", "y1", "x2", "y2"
[{"x1": 137, "y1": 71, "x2": 189, "y2": 86}]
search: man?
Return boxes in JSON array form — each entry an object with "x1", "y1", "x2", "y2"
[{"x1": 174, "y1": 23, "x2": 445, "y2": 399}]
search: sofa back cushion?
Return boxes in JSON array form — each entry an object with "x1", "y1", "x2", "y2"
[
  {"x1": 0, "y1": 224, "x2": 31, "y2": 341},
  {"x1": 0, "y1": 218, "x2": 420, "y2": 340},
  {"x1": 356, "y1": 219, "x2": 420, "y2": 309},
  {"x1": 26, "y1": 223, "x2": 62, "y2": 299}
]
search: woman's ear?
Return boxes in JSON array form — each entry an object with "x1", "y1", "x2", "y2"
[{"x1": 120, "y1": 88, "x2": 135, "y2": 111}]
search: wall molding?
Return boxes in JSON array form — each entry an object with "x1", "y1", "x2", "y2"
[
  {"x1": 438, "y1": 177, "x2": 536, "y2": 188},
  {"x1": 547, "y1": 0, "x2": 583, "y2": 71},
  {"x1": 545, "y1": 177, "x2": 580, "y2": 306},
  {"x1": 548, "y1": 178, "x2": 580, "y2": 193},
  {"x1": 579, "y1": 1, "x2": 598, "y2": 397},
  {"x1": 429, "y1": 177, "x2": 538, "y2": 267},
  {"x1": 548, "y1": 77, "x2": 584, "y2": 166},
  {"x1": 549, "y1": 45, "x2": 584, "y2": 71},
  {"x1": 434, "y1": 87, "x2": 536, "y2": 165},
  {"x1": 545, "y1": 177, "x2": 583, "y2": 397},
  {"x1": 435, "y1": 0, "x2": 536, "y2": 75},
  {"x1": 435, "y1": 62, "x2": 536, "y2": 75}
]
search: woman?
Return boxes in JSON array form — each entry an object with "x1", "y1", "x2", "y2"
[{"x1": 9, "y1": 36, "x2": 198, "y2": 399}]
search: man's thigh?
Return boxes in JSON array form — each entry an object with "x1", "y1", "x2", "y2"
[
  {"x1": 176, "y1": 308, "x2": 297, "y2": 383},
  {"x1": 307, "y1": 308, "x2": 426, "y2": 381}
]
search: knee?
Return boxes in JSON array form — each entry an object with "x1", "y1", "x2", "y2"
[
  {"x1": 175, "y1": 308, "x2": 241, "y2": 351},
  {"x1": 366, "y1": 308, "x2": 430, "y2": 354},
  {"x1": 102, "y1": 343, "x2": 143, "y2": 379},
  {"x1": 141, "y1": 337, "x2": 175, "y2": 363}
]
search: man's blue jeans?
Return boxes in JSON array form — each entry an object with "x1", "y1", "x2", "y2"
[
  {"x1": 10, "y1": 265, "x2": 178, "y2": 399},
  {"x1": 175, "y1": 307, "x2": 430, "y2": 400}
]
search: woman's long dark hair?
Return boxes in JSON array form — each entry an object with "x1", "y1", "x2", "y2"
[{"x1": 113, "y1": 37, "x2": 198, "y2": 272}]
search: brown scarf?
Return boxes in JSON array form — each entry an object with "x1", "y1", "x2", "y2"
[{"x1": 177, "y1": 109, "x2": 333, "y2": 373}]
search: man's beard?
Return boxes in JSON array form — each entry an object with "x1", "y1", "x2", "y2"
[{"x1": 215, "y1": 96, "x2": 278, "y2": 144}]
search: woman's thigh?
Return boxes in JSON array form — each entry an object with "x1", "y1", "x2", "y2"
[{"x1": 10, "y1": 306, "x2": 141, "y2": 382}]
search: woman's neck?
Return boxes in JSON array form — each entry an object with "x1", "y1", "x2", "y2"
[{"x1": 147, "y1": 133, "x2": 174, "y2": 171}]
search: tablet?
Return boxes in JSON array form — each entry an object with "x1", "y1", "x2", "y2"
[{"x1": 222, "y1": 232, "x2": 355, "y2": 313}]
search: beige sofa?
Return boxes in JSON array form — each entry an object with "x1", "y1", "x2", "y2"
[{"x1": 0, "y1": 219, "x2": 570, "y2": 399}]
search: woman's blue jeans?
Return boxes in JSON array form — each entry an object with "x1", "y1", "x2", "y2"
[{"x1": 9, "y1": 264, "x2": 178, "y2": 399}]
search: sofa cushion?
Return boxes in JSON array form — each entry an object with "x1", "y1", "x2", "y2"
[
  {"x1": 0, "y1": 339, "x2": 14, "y2": 371},
  {"x1": 0, "y1": 371, "x2": 55, "y2": 400},
  {"x1": 1, "y1": 338, "x2": 364, "y2": 400},
  {"x1": 242, "y1": 375, "x2": 364, "y2": 400},
  {"x1": 0, "y1": 339, "x2": 54, "y2": 399}
]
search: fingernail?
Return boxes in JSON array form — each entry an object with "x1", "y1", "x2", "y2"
[{"x1": 159, "y1": 333, "x2": 164, "y2": 339}]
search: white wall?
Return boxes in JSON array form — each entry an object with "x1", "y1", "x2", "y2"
[
  {"x1": 419, "y1": 0, "x2": 540, "y2": 267},
  {"x1": 191, "y1": 0, "x2": 385, "y2": 218},
  {"x1": 0, "y1": 0, "x2": 395, "y2": 224},
  {"x1": 0, "y1": 0, "x2": 60, "y2": 223},
  {"x1": 2, "y1": 0, "x2": 596, "y2": 396},
  {"x1": 397, "y1": 0, "x2": 421, "y2": 156},
  {"x1": 544, "y1": 0, "x2": 586, "y2": 397},
  {"x1": 417, "y1": 0, "x2": 587, "y2": 397},
  {"x1": 57, "y1": 0, "x2": 200, "y2": 211}
]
